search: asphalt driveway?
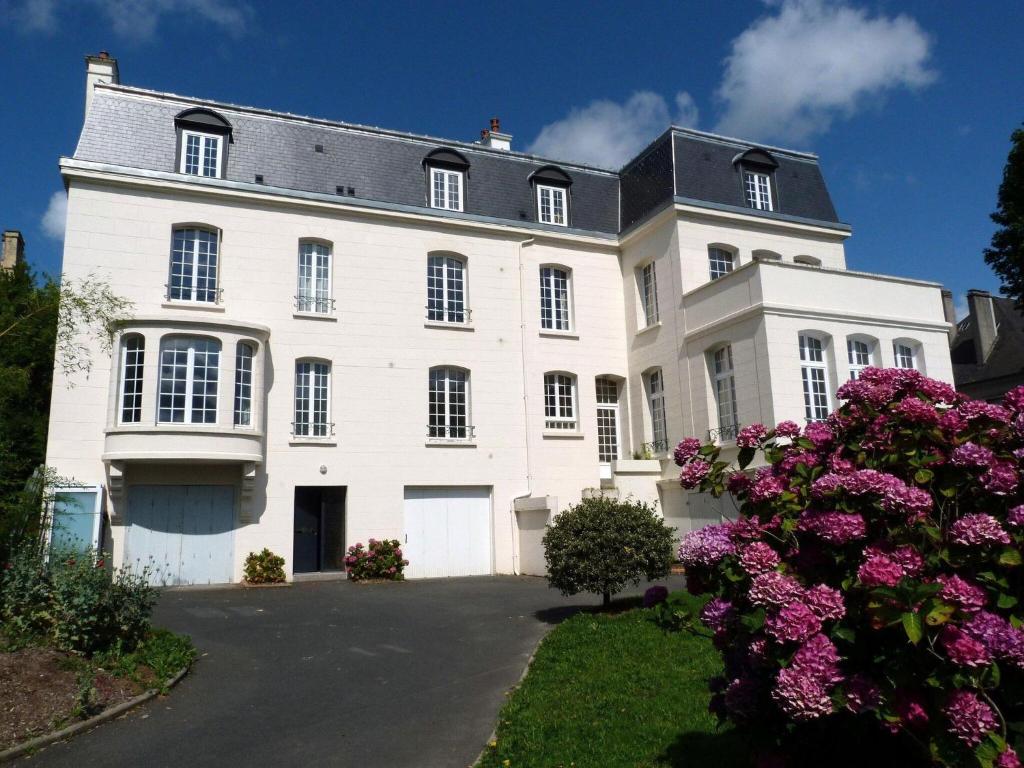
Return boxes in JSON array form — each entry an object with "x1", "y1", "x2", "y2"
[{"x1": 19, "y1": 575, "x2": 683, "y2": 768}]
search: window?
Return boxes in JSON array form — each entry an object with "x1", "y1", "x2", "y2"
[
  {"x1": 799, "y1": 334, "x2": 829, "y2": 421},
  {"x1": 234, "y1": 342, "x2": 254, "y2": 427},
  {"x1": 428, "y1": 367, "x2": 470, "y2": 439},
  {"x1": 119, "y1": 335, "x2": 145, "y2": 424},
  {"x1": 430, "y1": 167, "x2": 463, "y2": 211},
  {"x1": 427, "y1": 254, "x2": 467, "y2": 323},
  {"x1": 712, "y1": 346, "x2": 739, "y2": 438},
  {"x1": 537, "y1": 185, "x2": 568, "y2": 226},
  {"x1": 640, "y1": 262, "x2": 659, "y2": 326},
  {"x1": 894, "y1": 342, "x2": 917, "y2": 370},
  {"x1": 296, "y1": 241, "x2": 332, "y2": 313},
  {"x1": 294, "y1": 361, "x2": 331, "y2": 438},
  {"x1": 744, "y1": 171, "x2": 773, "y2": 211},
  {"x1": 595, "y1": 377, "x2": 619, "y2": 463},
  {"x1": 795, "y1": 255, "x2": 822, "y2": 267},
  {"x1": 544, "y1": 373, "x2": 577, "y2": 431},
  {"x1": 158, "y1": 337, "x2": 220, "y2": 424},
  {"x1": 179, "y1": 131, "x2": 222, "y2": 178},
  {"x1": 647, "y1": 369, "x2": 668, "y2": 452},
  {"x1": 847, "y1": 339, "x2": 872, "y2": 380},
  {"x1": 709, "y1": 247, "x2": 735, "y2": 281},
  {"x1": 169, "y1": 227, "x2": 219, "y2": 303},
  {"x1": 539, "y1": 266, "x2": 572, "y2": 331}
]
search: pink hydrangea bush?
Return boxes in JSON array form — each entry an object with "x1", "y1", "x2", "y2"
[
  {"x1": 344, "y1": 538, "x2": 408, "y2": 581},
  {"x1": 676, "y1": 367, "x2": 1024, "y2": 767}
]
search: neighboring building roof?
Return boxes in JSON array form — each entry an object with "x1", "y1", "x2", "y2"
[
  {"x1": 952, "y1": 295, "x2": 1024, "y2": 386},
  {"x1": 72, "y1": 84, "x2": 846, "y2": 236}
]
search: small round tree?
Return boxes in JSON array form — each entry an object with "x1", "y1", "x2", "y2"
[{"x1": 543, "y1": 495, "x2": 675, "y2": 607}]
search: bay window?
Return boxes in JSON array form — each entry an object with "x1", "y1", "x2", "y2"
[
  {"x1": 712, "y1": 346, "x2": 739, "y2": 439},
  {"x1": 158, "y1": 337, "x2": 221, "y2": 424}
]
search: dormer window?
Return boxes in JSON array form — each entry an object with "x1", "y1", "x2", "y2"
[
  {"x1": 423, "y1": 148, "x2": 470, "y2": 212},
  {"x1": 734, "y1": 148, "x2": 778, "y2": 213},
  {"x1": 744, "y1": 171, "x2": 772, "y2": 211},
  {"x1": 530, "y1": 166, "x2": 572, "y2": 227},
  {"x1": 174, "y1": 108, "x2": 232, "y2": 180}
]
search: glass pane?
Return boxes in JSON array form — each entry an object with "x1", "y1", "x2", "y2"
[{"x1": 50, "y1": 491, "x2": 99, "y2": 555}]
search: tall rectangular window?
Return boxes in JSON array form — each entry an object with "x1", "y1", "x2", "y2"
[
  {"x1": 537, "y1": 185, "x2": 567, "y2": 226},
  {"x1": 180, "y1": 131, "x2": 222, "y2": 178},
  {"x1": 744, "y1": 171, "x2": 773, "y2": 211},
  {"x1": 426, "y1": 255, "x2": 467, "y2": 323},
  {"x1": 544, "y1": 373, "x2": 577, "y2": 431},
  {"x1": 847, "y1": 339, "x2": 871, "y2": 380},
  {"x1": 428, "y1": 367, "x2": 470, "y2": 439},
  {"x1": 158, "y1": 337, "x2": 220, "y2": 424},
  {"x1": 800, "y1": 335, "x2": 829, "y2": 421},
  {"x1": 713, "y1": 346, "x2": 739, "y2": 438},
  {"x1": 539, "y1": 267, "x2": 571, "y2": 331},
  {"x1": 294, "y1": 361, "x2": 330, "y2": 438},
  {"x1": 296, "y1": 241, "x2": 332, "y2": 313},
  {"x1": 595, "y1": 377, "x2": 619, "y2": 463},
  {"x1": 234, "y1": 342, "x2": 254, "y2": 427},
  {"x1": 641, "y1": 261, "x2": 659, "y2": 326},
  {"x1": 647, "y1": 369, "x2": 668, "y2": 452},
  {"x1": 169, "y1": 228, "x2": 219, "y2": 303},
  {"x1": 894, "y1": 343, "x2": 916, "y2": 370},
  {"x1": 431, "y1": 168, "x2": 463, "y2": 211},
  {"x1": 120, "y1": 336, "x2": 145, "y2": 424}
]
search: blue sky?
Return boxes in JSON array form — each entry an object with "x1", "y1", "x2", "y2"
[{"x1": 2, "y1": 0, "x2": 1021, "y2": 316}]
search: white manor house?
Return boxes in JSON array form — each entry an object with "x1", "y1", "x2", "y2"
[{"x1": 45, "y1": 53, "x2": 955, "y2": 584}]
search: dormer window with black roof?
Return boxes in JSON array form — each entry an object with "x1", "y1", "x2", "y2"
[
  {"x1": 424, "y1": 148, "x2": 469, "y2": 212},
  {"x1": 735, "y1": 148, "x2": 778, "y2": 212},
  {"x1": 529, "y1": 166, "x2": 572, "y2": 227},
  {"x1": 174, "y1": 108, "x2": 232, "y2": 179}
]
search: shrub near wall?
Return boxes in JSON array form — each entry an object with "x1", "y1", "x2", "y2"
[
  {"x1": 243, "y1": 549, "x2": 286, "y2": 584},
  {"x1": 676, "y1": 367, "x2": 1024, "y2": 767},
  {"x1": 345, "y1": 539, "x2": 408, "y2": 581}
]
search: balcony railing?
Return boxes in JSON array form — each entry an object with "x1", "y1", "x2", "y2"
[
  {"x1": 290, "y1": 421, "x2": 336, "y2": 438},
  {"x1": 165, "y1": 285, "x2": 224, "y2": 304},
  {"x1": 636, "y1": 439, "x2": 669, "y2": 458},
  {"x1": 295, "y1": 295, "x2": 336, "y2": 314},
  {"x1": 425, "y1": 306, "x2": 472, "y2": 324},
  {"x1": 427, "y1": 424, "x2": 475, "y2": 440},
  {"x1": 708, "y1": 424, "x2": 741, "y2": 443}
]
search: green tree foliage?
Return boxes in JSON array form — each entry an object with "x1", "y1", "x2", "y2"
[
  {"x1": 543, "y1": 496, "x2": 675, "y2": 607},
  {"x1": 984, "y1": 124, "x2": 1024, "y2": 305}
]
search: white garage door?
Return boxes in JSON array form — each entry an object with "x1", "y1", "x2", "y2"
[
  {"x1": 126, "y1": 485, "x2": 235, "y2": 586},
  {"x1": 403, "y1": 487, "x2": 491, "y2": 579}
]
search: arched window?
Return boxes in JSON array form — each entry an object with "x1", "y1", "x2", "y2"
[
  {"x1": 234, "y1": 342, "x2": 255, "y2": 427},
  {"x1": 846, "y1": 336, "x2": 876, "y2": 380},
  {"x1": 644, "y1": 368, "x2": 668, "y2": 452},
  {"x1": 294, "y1": 360, "x2": 331, "y2": 438},
  {"x1": 708, "y1": 246, "x2": 735, "y2": 280},
  {"x1": 639, "y1": 261, "x2": 659, "y2": 326},
  {"x1": 158, "y1": 337, "x2": 221, "y2": 424},
  {"x1": 168, "y1": 226, "x2": 220, "y2": 304},
  {"x1": 174, "y1": 108, "x2": 232, "y2": 179},
  {"x1": 544, "y1": 372, "x2": 577, "y2": 431},
  {"x1": 799, "y1": 334, "x2": 830, "y2": 421},
  {"x1": 539, "y1": 266, "x2": 572, "y2": 331},
  {"x1": 711, "y1": 345, "x2": 739, "y2": 439},
  {"x1": 595, "y1": 377, "x2": 619, "y2": 463},
  {"x1": 119, "y1": 334, "x2": 145, "y2": 424},
  {"x1": 428, "y1": 366, "x2": 471, "y2": 440},
  {"x1": 424, "y1": 148, "x2": 469, "y2": 212},
  {"x1": 427, "y1": 253, "x2": 468, "y2": 323},
  {"x1": 893, "y1": 340, "x2": 920, "y2": 370},
  {"x1": 296, "y1": 240, "x2": 333, "y2": 314},
  {"x1": 794, "y1": 255, "x2": 822, "y2": 267}
]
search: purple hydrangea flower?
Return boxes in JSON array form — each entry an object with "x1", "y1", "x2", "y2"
[
  {"x1": 748, "y1": 571, "x2": 804, "y2": 609},
  {"x1": 944, "y1": 690, "x2": 998, "y2": 746},
  {"x1": 1008, "y1": 505, "x2": 1024, "y2": 527},
  {"x1": 736, "y1": 423, "x2": 768, "y2": 448},
  {"x1": 857, "y1": 554, "x2": 905, "y2": 587},
  {"x1": 773, "y1": 667, "x2": 832, "y2": 721},
  {"x1": 699, "y1": 598, "x2": 736, "y2": 635},
  {"x1": 790, "y1": 634, "x2": 843, "y2": 685},
  {"x1": 845, "y1": 675, "x2": 882, "y2": 713},
  {"x1": 678, "y1": 524, "x2": 736, "y2": 568},
  {"x1": 997, "y1": 748, "x2": 1022, "y2": 768},
  {"x1": 804, "y1": 584, "x2": 845, "y2": 621},
  {"x1": 950, "y1": 514, "x2": 1012, "y2": 546},
  {"x1": 895, "y1": 396, "x2": 939, "y2": 424},
  {"x1": 643, "y1": 585, "x2": 669, "y2": 608},
  {"x1": 774, "y1": 420, "x2": 801, "y2": 439},
  {"x1": 940, "y1": 625, "x2": 993, "y2": 667},
  {"x1": 937, "y1": 574, "x2": 987, "y2": 614},
  {"x1": 983, "y1": 461, "x2": 1020, "y2": 496},
  {"x1": 951, "y1": 441, "x2": 996, "y2": 467},
  {"x1": 679, "y1": 459, "x2": 712, "y2": 489},
  {"x1": 738, "y1": 542, "x2": 780, "y2": 575},
  {"x1": 798, "y1": 510, "x2": 867, "y2": 545},
  {"x1": 765, "y1": 602, "x2": 822, "y2": 644},
  {"x1": 673, "y1": 437, "x2": 702, "y2": 466}
]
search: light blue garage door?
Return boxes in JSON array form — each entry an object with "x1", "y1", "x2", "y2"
[{"x1": 126, "y1": 485, "x2": 235, "y2": 586}]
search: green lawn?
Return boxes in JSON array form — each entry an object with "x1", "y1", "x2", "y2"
[{"x1": 477, "y1": 593, "x2": 752, "y2": 768}]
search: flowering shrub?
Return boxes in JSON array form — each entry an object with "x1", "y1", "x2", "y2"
[
  {"x1": 243, "y1": 548, "x2": 286, "y2": 584},
  {"x1": 676, "y1": 367, "x2": 1024, "y2": 767},
  {"x1": 344, "y1": 539, "x2": 408, "y2": 581}
]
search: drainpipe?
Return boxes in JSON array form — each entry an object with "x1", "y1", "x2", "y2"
[{"x1": 510, "y1": 236, "x2": 536, "y2": 575}]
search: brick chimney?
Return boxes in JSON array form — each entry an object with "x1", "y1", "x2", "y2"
[
  {"x1": 85, "y1": 51, "x2": 119, "y2": 117},
  {"x1": 1, "y1": 230, "x2": 24, "y2": 271},
  {"x1": 967, "y1": 289, "x2": 999, "y2": 363},
  {"x1": 940, "y1": 289, "x2": 957, "y2": 342},
  {"x1": 478, "y1": 116, "x2": 512, "y2": 151}
]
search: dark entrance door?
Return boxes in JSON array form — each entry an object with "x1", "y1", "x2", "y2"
[{"x1": 293, "y1": 486, "x2": 346, "y2": 573}]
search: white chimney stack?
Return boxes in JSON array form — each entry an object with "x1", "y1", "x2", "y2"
[
  {"x1": 478, "y1": 117, "x2": 512, "y2": 151},
  {"x1": 85, "y1": 51, "x2": 119, "y2": 117}
]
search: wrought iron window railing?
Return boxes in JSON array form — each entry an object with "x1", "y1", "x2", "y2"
[
  {"x1": 165, "y1": 285, "x2": 224, "y2": 304},
  {"x1": 427, "y1": 424, "x2": 476, "y2": 440},
  {"x1": 295, "y1": 295, "x2": 336, "y2": 314},
  {"x1": 290, "y1": 421, "x2": 335, "y2": 438},
  {"x1": 425, "y1": 306, "x2": 472, "y2": 324},
  {"x1": 640, "y1": 439, "x2": 669, "y2": 456},
  {"x1": 708, "y1": 424, "x2": 741, "y2": 443}
]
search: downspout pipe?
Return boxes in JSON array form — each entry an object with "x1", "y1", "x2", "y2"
[{"x1": 510, "y1": 236, "x2": 536, "y2": 575}]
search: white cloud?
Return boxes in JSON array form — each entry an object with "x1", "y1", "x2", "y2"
[
  {"x1": 715, "y1": 0, "x2": 935, "y2": 143},
  {"x1": 41, "y1": 191, "x2": 67, "y2": 241},
  {"x1": 527, "y1": 90, "x2": 699, "y2": 169},
  {"x1": 2, "y1": 0, "x2": 252, "y2": 38},
  {"x1": 5, "y1": 0, "x2": 58, "y2": 31}
]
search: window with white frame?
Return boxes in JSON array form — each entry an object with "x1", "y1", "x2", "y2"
[
  {"x1": 234, "y1": 342, "x2": 254, "y2": 427},
  {"x1": 595, "y1": 377, "x2": 619, "y2": 463},
  {"x1": 294, "y1": 360, "x2": 331, "y2": 438},
  {"x1": 744, "y1": 170, "x2": 773, "y2": 211},
  {"x1": 169, "y1": 227, "x2": 219, "y2": 303},
  {"x1": 799, "y1": 334, "x2": 829, "y2": 421},
  {"x1": 894, "y1": 342, "x2": 917, "y2": 370},
  {"x1": 539, "y1": 266, "x2": 572, "y2": 331},
  {"x1": 537, "y1": 185, "x2": 568, "y2": 226},
  {"x1": 647, "y1": 369, "x2": 668, "y2": 452},
  {"x1": 158, "y1": 337, "x2": 220, "y2": 424},
  {"x1": 708, "y1": 247, "x2": 735, "y2": 281},
  {"x1": 427, "y1": 254, "x2": 467, "y2": 323},
  {"x1": 640, "y1": 261, "x2": 659, "y2": 326},
  {"x1": 544, "y1": 373, "x2": 577, "y2": 431},
  {"x1": 296, "y1": 241, "x2": 332, "y2": 313},
  {"x1": 119, "y1": 335, "x2": 145, "y2": 424},
  {"x1": 179, "y1": 131, "x2": 222, "y2": 178},
  {"x1": 847, "y1": 339, "x2": 872, "y2": 380},
  {"x1": 430, "y1": 167, "x2": 463, "y2": 211},
  {"x1": 712, "y1": 346, "x2": 739, "y2": 438},
  {"x1": 428, "y1": 366, "x2": 470, "y2": 439}
]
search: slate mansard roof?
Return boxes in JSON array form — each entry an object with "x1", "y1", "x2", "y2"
[{"x1": 72, "y1": 85, "x2": 846, "y2": 236}]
